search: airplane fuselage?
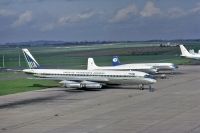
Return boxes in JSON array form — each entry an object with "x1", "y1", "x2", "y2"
[
  {"x1": 23, "y1": 69, "x2": 156, "y2": 85},
  {"x1": 144, "y1": 63, "x2": 178, "y2": 71},
  {"x1": 181, "y1": 55, "x2": 200, "y2": 60},
  {"x1": 90, "y1": 64, "x2": 157, "y2": 74},
  {"x1": 109, "y1": 63, "x2": 177, "y2": 71}
]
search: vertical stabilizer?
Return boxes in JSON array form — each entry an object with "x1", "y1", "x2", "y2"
[
  {"x1": 112, "y1": 56, "x2": 121, "y2": 66},
  {"x1": 180, "y1": 45, "x2": 191, "y2": 57},
  {"x1": 22, "y1": 49, "x2": 40, "y2": 69},
  {"x1": 87, "y1": 58, "x2": 98, "y2": 70}
]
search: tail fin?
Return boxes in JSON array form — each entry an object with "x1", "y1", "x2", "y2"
[
  {"x1": 87, "y1": 58, "x2": 98, "y2": 70},
  {"x1": 22, "y1": 49, "x2": 40, "y2": 69},
  {"x1": 112, "y1": 56, "x2": 121, "y2": 66},
  {"x1": 179, "y1": 45, "x2": 191, "y2": 57}
]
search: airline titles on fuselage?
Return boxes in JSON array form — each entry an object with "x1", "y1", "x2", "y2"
[{"x1": 62, "y1": 71, "x2": 135, "y2": 76}]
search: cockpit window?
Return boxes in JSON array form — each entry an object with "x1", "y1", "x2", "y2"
[
  {"x1": 144, "y1": 74, "x2": 155, "y2": 79},
  {"x1": 173, "y1": 64, "x2": 178, "y2": 68}
]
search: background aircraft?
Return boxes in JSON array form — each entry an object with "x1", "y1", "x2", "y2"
[
  {"x1": 112, "y1": 56, "x2": 178, "y2": 72},
  {"x1": 87, "y1": 58, "x2": 157, "y2": 74},
  {"x1": 180, "y1": 45, "x2": 200, "y2": 60}
]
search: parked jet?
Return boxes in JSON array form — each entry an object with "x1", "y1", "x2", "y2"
[
  {"x1": 87, "y1": 58, "x2": 157, "y2": 74},
  {"x1": 112, "y1": 56, "x2": 178, "y2": 72},
  {"x1": 180, "y1": 45, "x2": 200, "y2": 60},
  {"x1": 188, "y1": 49, "x2": 200, "y2": 55},
  {"x1": 22, "y1": 49, "x2": 156, "y2": 90},
  {"x1": 189, "y1": 49, "x2": 196, "y2": 55}
]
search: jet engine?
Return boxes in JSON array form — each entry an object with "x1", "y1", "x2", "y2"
[
  {"x1": 59, "y1": 80, "x2": 102, "y2": 89},
  {"x1": 59, "y1": 81, "x2": 81, "y2": 88}
]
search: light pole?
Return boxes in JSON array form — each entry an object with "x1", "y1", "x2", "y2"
[
  {"x1": 18, "y1": 49, "x2": 21, "y2": 67},
  {"x1": 2, "y1": 55, "x2": 5, "y2": 68}
]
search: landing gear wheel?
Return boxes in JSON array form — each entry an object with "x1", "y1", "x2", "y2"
[
  {"x1": 149, "y1": 85, "x2": 154, "y2": 92},
  {"x1": 139, "y1": 84, "x2": 144, "y2": 90}
]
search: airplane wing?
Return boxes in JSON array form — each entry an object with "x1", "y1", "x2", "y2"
[
  {"x1": 28, "y1": 76, "x2": 109, "y2": 82},
  {"x1": 27, "y1": 77, "x2": 109, "y2": 89}
]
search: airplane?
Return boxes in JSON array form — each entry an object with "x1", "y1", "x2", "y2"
[
  {"x1": 189, "y1": 49, "x2": 196, "y2": 55},
  {"x1": 188, "y1": 49, "x2": 200, "y2": 55},
  {"x1": 111, "y1": 56, "x2": 178, "y2": 72},
  {"x1": 22, "y1": 49, "x2": 156, "y2": 90},
  {"x1": 87, "y1": 58, "x2": 158, "y2": 74},
  {"x1": 180, "y1": 45, "x2": 200, "y2": 60}
]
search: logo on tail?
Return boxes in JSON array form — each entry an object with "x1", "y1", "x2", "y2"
[
  {"x1": 112, "y1": 56, "x2": 121, "y2": 66},
  {"x1": 22, "y1": 49, "x2": 40, "y2": 69}
]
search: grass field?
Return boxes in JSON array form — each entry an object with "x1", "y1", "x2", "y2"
[
  {"x1": 0, "y1": 78, "x2": 58, "y2": 96},
  {"x1": 0, "y1": 42, "x2": 199, "y2": 96},
  {"x1": 0, "y1": 71, "x2": 58, "y2": 96},
  {"x1": 1, "y1": 42, "x2": 200, "y2": 68}
]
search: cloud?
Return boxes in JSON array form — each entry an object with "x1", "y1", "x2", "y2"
[
  {"x1": 166, "y1": 3, "x2": 200, "y2": 19},
  {"x1": 167, "y1": 7, "x2": 187, "y2": 18},
  {"x1": 0, "y1": 9, "x2": 15, "y2": 16},
  {"x1": 12, "y1": 10, "x2": 32, "y2": 27},
  {"x1": 140, "y1": 1, "x2": 161, "y2": 17},
  {"x1": 40, "y1": 23, "x2": 55, "y2": 32},
  {"x1": 110, "y1": 4, "x2": 138, "y2": 23},
  {"x1": 58, "y1": 10, "x2": 96, "y2": 25},
  {"x1": 190, "y1": 2, "x2": 200, "y2": 14},
  {"x1": 41, "y1": 10, "x2": 97, "y2": 31}
]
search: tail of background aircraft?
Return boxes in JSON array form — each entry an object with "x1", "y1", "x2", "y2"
[
  {"x1": 179, "y1": 45, "x2": 191, "y2": 57},
  {"x1": 112, "y1": 56, "x2": 121, "y2": 66},
  {"x1": 87, "y1": 58, "x2": 98, "y2": 70},
  {"x1": 22, "y1": 49, "x2": 40, "y2": 69}
]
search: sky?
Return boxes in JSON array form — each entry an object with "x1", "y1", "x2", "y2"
[{"x1": 0, "y1": 0, "x2": 200, "y2": 43}]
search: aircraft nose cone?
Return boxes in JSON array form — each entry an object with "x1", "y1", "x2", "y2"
[{"x1": 149, "y1": 78, "x2": 157, "y2": 84}]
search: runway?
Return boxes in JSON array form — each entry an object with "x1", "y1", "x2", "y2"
[{"x1": 1, "y1": 65, "x2": 200, "y2": 133}]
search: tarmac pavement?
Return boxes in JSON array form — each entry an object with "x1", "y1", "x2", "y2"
[{"x1": 1, "y1": 65, "x2": 200, "y2": 133}]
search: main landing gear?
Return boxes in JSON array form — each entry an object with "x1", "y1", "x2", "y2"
[
  {"x1": 138, "y1": 84, "x2": 144, "y2": 90},
  {"x1": 138, "y1": 84, "x2": 154, "y2": 92}
]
